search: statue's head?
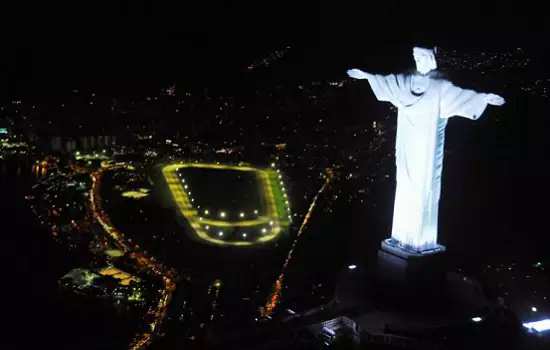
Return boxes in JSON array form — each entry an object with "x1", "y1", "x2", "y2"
[{"x1": 412, "y1": 46, "x2": 437, "y2": 75}]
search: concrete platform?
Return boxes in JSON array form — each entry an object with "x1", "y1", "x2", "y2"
[{"x1": 376, "y1": 239, "x2": 447, "y2": 297}]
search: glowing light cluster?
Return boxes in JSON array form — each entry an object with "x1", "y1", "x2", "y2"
[{"x1": 523, "y1": 319, "x2": 550, "y2": 332}]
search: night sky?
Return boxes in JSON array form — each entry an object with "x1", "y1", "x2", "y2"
[{"x1": 1, "y1": 2, "x2": 549, "y2": 96}]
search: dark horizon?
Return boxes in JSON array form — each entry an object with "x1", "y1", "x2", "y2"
[{"x1": 1, "y1": 2, "x2": 549, "y2": 97}]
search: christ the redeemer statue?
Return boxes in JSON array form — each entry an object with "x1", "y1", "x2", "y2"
[{"x1": 347, "y1": 47, "x2": 505, "y2": 253}]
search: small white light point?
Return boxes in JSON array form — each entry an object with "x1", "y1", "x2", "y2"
[
  {"x1": 218, "y1": 231, "x2": 224, "y2": 237},
  {"x1": 471, "y1": 317, "x2": 483, "y2": 322},
  {"x1": 205, "y1": 225, "x2": 210, "y2": 230},
  {"x1": 242, "y1": 233, "x2": 247, "y2": 238},
  {"x1": 271, "y1": 163, "x2": 276, "y2": 168},
  {"x1": 204, "y1": 209, "x2": 209, "y2": 215},
  {"x1": 239, "y1": 212, "x2": 245, "y2": 218},
  {"x1": 261, "y1": 228, "x2": 267, "y2": 234},
  {"x1": 532, "y1": 306, "x2": 538, "y2": 312},
  {"x1": 348, "y1": 264, "x2": 357, "y2": 270},
  {"x1": 219, "y1": 211, "x2": 226, "y2": 218},
  {"x1": 254, "y1": 209, "x2": 259, "y2": 215}
]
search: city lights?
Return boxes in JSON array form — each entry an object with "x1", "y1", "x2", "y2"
[{"x1": 16, "y1": 41, "x2": 541, "y2": 350}]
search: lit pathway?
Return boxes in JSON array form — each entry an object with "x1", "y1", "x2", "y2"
[
  {"x1": 263, "y1": 169, "x2": 333, "y2": 317},
  {"x1": 90, "y1": 165, "x2": 177, "y2": 350}
]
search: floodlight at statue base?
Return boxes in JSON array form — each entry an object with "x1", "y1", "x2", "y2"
[
  {"x1": 377, "y1": 238, "x2": 447, "y2": 296},
  {"x1": 380, "y1": 238, "x2": 446, "y2": 259}
]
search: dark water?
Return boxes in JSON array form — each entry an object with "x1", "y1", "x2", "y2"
[{"x1": 0, "y1": 162, "x2": 134, "y2": 349}]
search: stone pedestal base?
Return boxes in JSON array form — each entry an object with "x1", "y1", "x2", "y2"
[{"x1": 377, "y1": 239, "x2": 447, "y2": 296}]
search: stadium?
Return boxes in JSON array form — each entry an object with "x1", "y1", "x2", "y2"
[{"x1": 161, "y1": 162, "x2": 291, "y2": 246}]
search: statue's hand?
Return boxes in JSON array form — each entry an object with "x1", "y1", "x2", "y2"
[
  {"x1": 347, "y1": 68, "x2": 369, "y2": 80},
  {"x1": 485, "y1": 93, "x2": 505, "y2": 106}
]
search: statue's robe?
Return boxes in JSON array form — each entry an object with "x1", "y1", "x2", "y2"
[{"x1": 368, "y1": 73, "x2": 488, "y2": 251}]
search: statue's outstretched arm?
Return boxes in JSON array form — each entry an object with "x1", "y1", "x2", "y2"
[
  {"x1": 485, "y1": 93, "x2": 506, "y2": 106},
  {"x1": 347, "y1": 69, "x2": 401, "y2": 106},
  {"x1": 347, "y1": 68, "x2": 372, "y2": 80}
]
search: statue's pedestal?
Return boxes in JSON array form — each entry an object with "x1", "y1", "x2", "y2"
[{"x1": 377, "y1": 239, "x2": 447, "y2": 297}]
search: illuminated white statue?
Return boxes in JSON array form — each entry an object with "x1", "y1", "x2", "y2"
[{"x1": 348, "y1": 47, "x2": 505, "y2": 252}]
